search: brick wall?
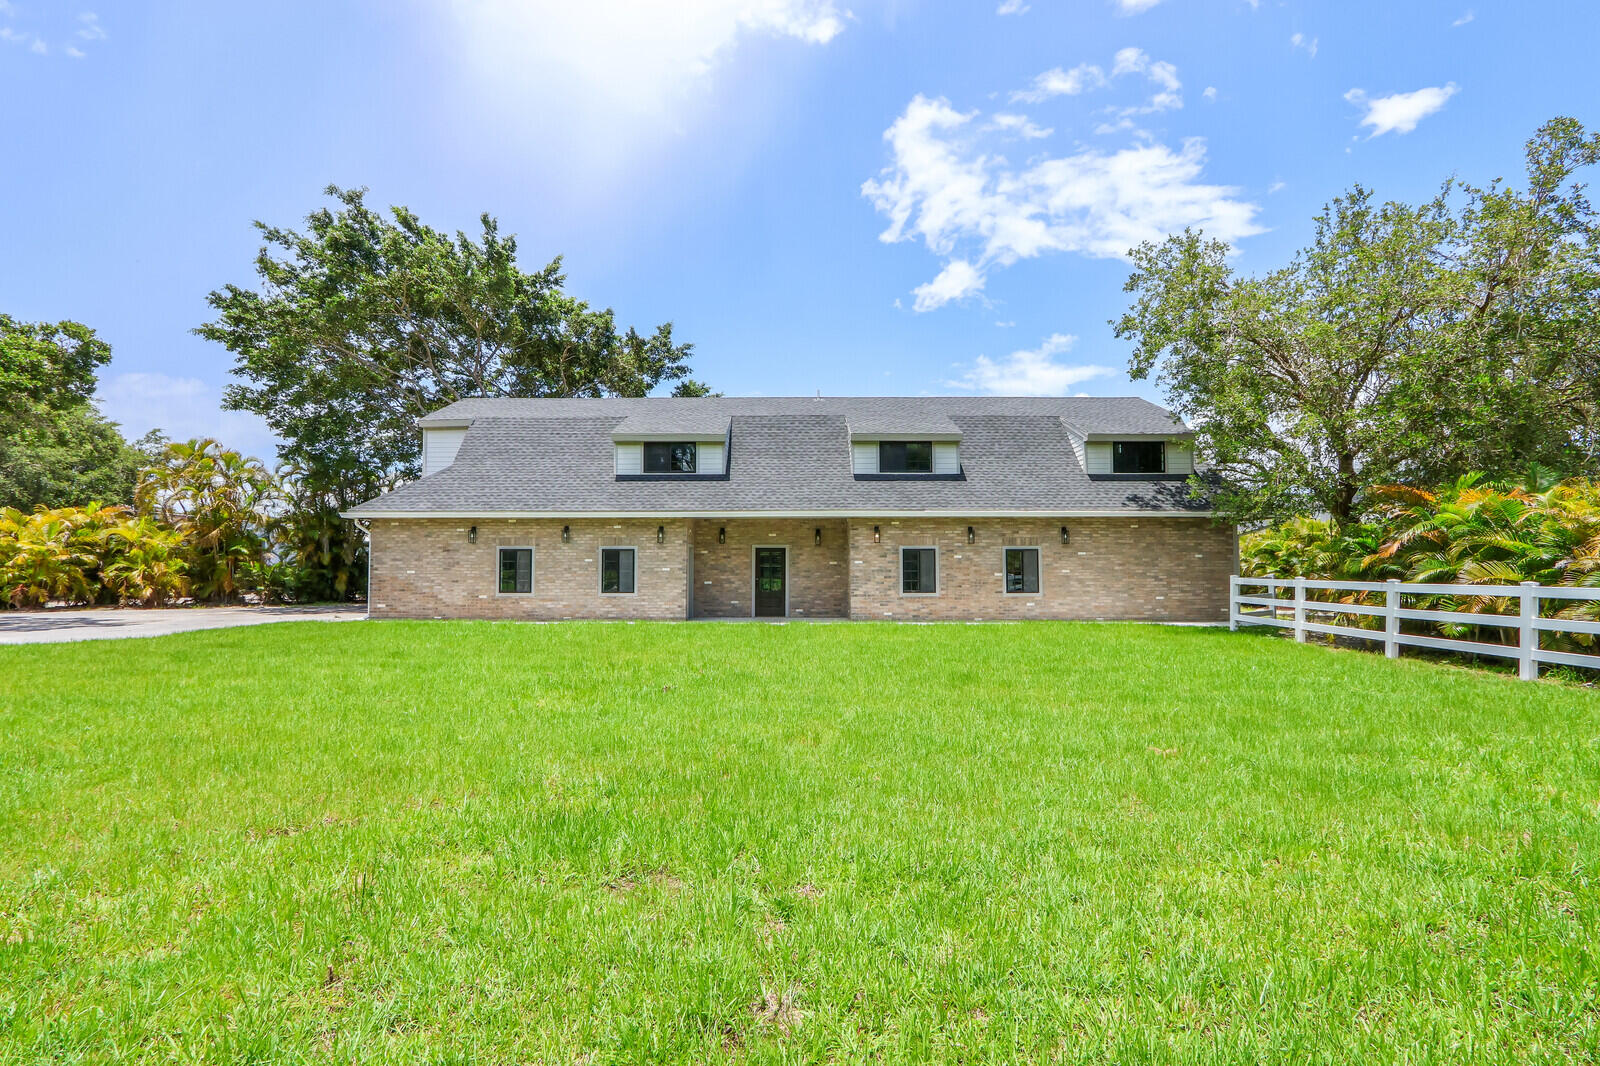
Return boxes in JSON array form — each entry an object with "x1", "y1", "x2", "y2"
[
  {"x1": 368, "y1": 515, "x2": 1235, "y2": 622},
  {"x1": 845, "y1": 517, "x2": 1235, "y2": 622},
  {"x1": 690, "y1": 518, "x2": 850, "y2": 618},
  {"x1": 368, "y1": 518, "x2": 690, "y2": 620}
]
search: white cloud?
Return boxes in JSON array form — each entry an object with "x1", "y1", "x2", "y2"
[
  {"x1": 989, "y1": 112, "x2": 1053, "y2": 139},
  {"x1": 947, "y1": 333, "x2": 1115, "y2": 395},
  {"x1": 76, "y1": 11, "x2": 106, "y2": 40},
  {"x1": 912, "y1": 259, "x2": 985, "y2": 312},
  {"x1": 997, "y1": 0, "x2": 1030, "y2": 13},
  {"x1": 862, "y1": 94, "x2": 1262, "y2": 311},
  {"x1": 96, "y1": 373, "x2": 280, "y2": 461},
  {"x1": 66, "y1": 44, "x2": 84, "y2": 58},
  {"x1": 1114, "y1": 0, "x2": 1163, "y2": 13},
  {"x1": 1345, "y1": 83, "x2": 1458, "y2": 137},
  {"x1": 1011, "y1": 63, "x2": 1107, "y2": 103},
  {"x1": 1015, "y1": 47, "x2": 1182, "y2": 114},
  {"x1": 1453, "y1": 10, "x2": 1474, "y2": 26},
  {"x1": 1267, "y1": 179, "x2": 1286, "y2": 194},
  {"x1": 1202, "y1": 86, "x2": 1217, "y2": 102},
  {"x1": 1289, "y1": 32, "x2": 1318, "y2": 58}
]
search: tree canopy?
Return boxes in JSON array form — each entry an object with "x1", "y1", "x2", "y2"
[
  {"x1": 1115, "y1": 117, "x2": 1600, "y2": 527},
  {"x1": 0, "y1": 315, "x2": 150, "y2": 512},
  {"x1": 200, "y1": 186, "x2": 710, "y2": 507}
]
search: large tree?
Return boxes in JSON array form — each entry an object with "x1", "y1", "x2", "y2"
[
  {"x1": 0, "y1": 315, "x2": 149, "y2": 511},
  {"x1": 1115, "y1": 118, "x2": 1600, "y2": 527},
  {"x1": 199, "y1": 186, "x2": 709, "y2": 507}
]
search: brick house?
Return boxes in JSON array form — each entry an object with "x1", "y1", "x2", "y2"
[{"x1": 343, "y1": 397, "x2": 1237, "y2": 621}]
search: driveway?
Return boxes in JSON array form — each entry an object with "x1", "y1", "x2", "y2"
[{"x1": 0, "y1": 605, "x2": 366, "y2": 645}]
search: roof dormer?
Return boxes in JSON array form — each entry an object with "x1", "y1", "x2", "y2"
[
  {"x1": 848, "y1": 415, "x2": 962, "y2": 477},
  {"x1": 611, "y1": 413, "x2": 731, "y2": 478}
]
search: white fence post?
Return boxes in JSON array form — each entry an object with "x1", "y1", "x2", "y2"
[
  {"x1": 1293, "y1": 577, "x2": 1307, "y2": 643},
  {"x1": 1519, "y1": 581, "x2": 1539, "y2": 681},
  {"x1": 1229, "y1": 576, "x2": 1239, "y2": 631},
  {"x1": 1385, "y1": 579, "x2": 1400, "y2": 660}
]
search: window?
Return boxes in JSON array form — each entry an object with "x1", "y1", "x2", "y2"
[
  {"x1": 1112, "y1": 440, "x2": 1165, "y2": 474},
  {"x1": 1004, "y1": 547, "x2": 1040, "y2": 595},
  {"x1": 901, "y1": 547, "x2": 937, "y2": 594},
  {"x1": 643, "y1": 442, "x2": 697, "y2": 473},
  {"x1": 879, "y1": 440, "x2": 933, "y2": 474},
  {"x1": 497, "y1": 547, "x2": 532, "y2": 594},
  {"x1": 600, "y1": 547, "x2": 636, "y2": 594}
]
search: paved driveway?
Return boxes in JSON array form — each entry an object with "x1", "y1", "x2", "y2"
[{"x1": 0, "y1": 605, "x2": 366, "y2": 644}]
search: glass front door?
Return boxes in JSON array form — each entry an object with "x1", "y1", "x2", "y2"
[{"x1": 754, "y1": 547, "x2": 786, "y2": 617}]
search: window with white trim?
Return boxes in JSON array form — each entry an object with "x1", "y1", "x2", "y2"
[
  {"x1": 879, "y1": 440, "x2": 933, "y2": 473},
  {"x1": 498, "y1": 547, "x2": 533, "y2": 594},
  {"x1": 901, "y1": 547, "x2": 937, "y2": 594},
  {"x1": 1112, "y1": 440, "x2": 1165, "y2": 474},
  {"x1": 600, "y1": 547, "x2": 636, "y2": 594},
  {"x1": 1004, "y1": 547, "x2": 1040, "y2": 594},
  {"x1": 643, "y1": 442, "x2": 697, "y2": 473}
]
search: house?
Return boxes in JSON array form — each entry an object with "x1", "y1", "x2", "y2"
[{"x1": 342, "y1": 396, "x2": 1236, "y2": 621}]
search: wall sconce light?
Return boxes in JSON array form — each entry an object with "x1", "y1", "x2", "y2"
[
  {"x1": 1060, "y1": 525, "x2": 1071, "y2": 545},
  {"x1": 814, "y1": 527, "x2": 822, "y2": 546},
  {"x1": 657, "y1": 524, "x2": 666, "y2": 544},
  {"x1": 561, "y1": 524, "x2": 570, "y2": 543},
  {"x1": 873, "y1": 525, "x2": 881, "y2": 543},
  {"x1": 467, "y1": 525, "x2": 477, "y2": 544},
  {"x1": 967, "y1": 525, "x2": 975, "y2": 545},
  {"x1": 718, "y1": 526, "x2": 726, "y2": 544}
]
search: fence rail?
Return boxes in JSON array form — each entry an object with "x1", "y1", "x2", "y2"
[{"x1": 1229, "y1": 575, "x2": 1600, "y2": 680}]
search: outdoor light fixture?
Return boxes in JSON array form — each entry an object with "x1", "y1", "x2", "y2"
[
  {"x1": 717, "y1": 526, "x2": 726, "y2": 544},
  {"x1": 657, "y1": 525, "x2": 666, "y2": 544},
  {"x1": 967, "y1": 525, "x2": 975, "y2": 545},
  {"x1": 873, "y1": 525, "x2": 881, "y2": 543},
  {"x1": 561, "y1": 524, "x2": 570, "y2": 543},
  {"x1": 1060, "y1": 525, "x2": 1070, "y2": 545},
  {"x1": 814, "y1": 527, "x2": 822, "y2": 546},
  {"x1": 468, "y1": 525, "x2": 477, "y2": 544}
]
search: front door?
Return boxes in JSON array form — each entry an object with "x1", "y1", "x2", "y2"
[{"x1": 754, "y1": 547, "x2": 787, "y2": 617}]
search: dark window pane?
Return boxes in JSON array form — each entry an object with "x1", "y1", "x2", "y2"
[
  {"x1": 643, "y1": 442, "x2": 696, "y2": 473},
  {"x1": 1005, "y1": 548, "x2": 1039, "y2": 594},
  {"x1": 601, "y1": 548, "x2": 636, "y2": 594},
  {"x1": 902, "y1": 548, "x2": 937, "y2": 593},
  {"x1": 879, "y1": 440, "x2": 934, "y2": 473},
  {"x1": 499, "y1": 548, "x2": 532, "y2": 594},
  {"x1": 1111, "y1": 440, "x2": 1165, "y2": 474}
]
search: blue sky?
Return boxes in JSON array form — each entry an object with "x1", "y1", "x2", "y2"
[{"x1": 1, "y1": 0, "x2": 1594, "y2": 459}]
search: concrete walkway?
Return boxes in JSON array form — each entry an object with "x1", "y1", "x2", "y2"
[{"x1": 0, "y1": 605, "x2": 365, "y2": 645}]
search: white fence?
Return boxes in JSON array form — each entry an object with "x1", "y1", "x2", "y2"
[{"x1": 1229, "y1": 576, "x2": 1600, "y2": 680}]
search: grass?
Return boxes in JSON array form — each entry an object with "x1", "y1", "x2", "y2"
[{"x1": 1, "y1": 621, "x2": 1598, "y2": 1064}]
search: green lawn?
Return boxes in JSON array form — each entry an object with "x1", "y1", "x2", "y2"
[{"x1": 1, "y1": 621, "x2": 1598, "y2": 1064}]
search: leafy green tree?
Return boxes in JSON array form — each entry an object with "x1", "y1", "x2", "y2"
[
  {"x1": 199, "y1": 186, "x2": 710, "y2": 506},
  {"x1": 136, "y1": 438, "x2": 281, "y2": 603},
  {"x1": 1116, "y1": 118, "x2": 1600, "y2": 527},
  {"x1": 0, "y1": 315, "x2": 147, "y2": 510}
]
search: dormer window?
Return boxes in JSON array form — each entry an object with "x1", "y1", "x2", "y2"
[
  {"x1": 644, "y1": 442, "x2": 697, "y2": 473},
  {"x1": 1112, "y1": 440, "x2": 1165, "y2": 474},
  {"x1": 878, "y1": 440, "x2": 933, "y2": 474}
]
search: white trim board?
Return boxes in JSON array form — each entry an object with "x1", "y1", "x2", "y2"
[{"x1": 346, "y1": 509, "x2": 1216, "y2": 520}]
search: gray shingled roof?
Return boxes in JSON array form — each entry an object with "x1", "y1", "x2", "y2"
[{"x1": 350, "y1": 396, "x2": 1209, "y2": 517}]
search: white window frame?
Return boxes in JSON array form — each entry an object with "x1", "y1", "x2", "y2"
[
  {"x1": 495, "y1": 545, "x2": 535, "y2": 596},
  {"x1": 599, "y1": 545, "x2": 639, "y2": 595},
  {"x1": 899, "y1": 545, "x2": 940, "y2": 596},
  {"x1": 1001, "y1": 546, "x2": 1041, "y2": 596}
]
